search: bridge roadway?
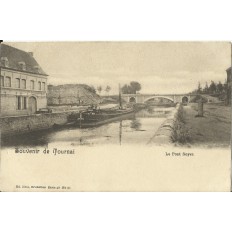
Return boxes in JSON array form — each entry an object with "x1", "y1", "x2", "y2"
[{"x1": 121, "y1": 93, "x2": 205, "y2": 104}]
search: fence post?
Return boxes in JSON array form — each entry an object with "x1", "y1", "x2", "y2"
[{"x1": 198, "y1": 98, "x2": 204, "y2": 117}]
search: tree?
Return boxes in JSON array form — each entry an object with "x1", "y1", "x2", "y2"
[
  {"x1": 85, "y1": 85, "x2": 96, "y2": 94},
  {"x1": 127, "y1": 85, "x2": 133, "y2": 94},
  {"x1": 97, "y1": 86, "x2": 102, "y2": 95},
  {"x1": 217, "y1": 81, "x2": 223, "y2": 94},
  {"x1": 122, "y1": 84, "x2": 132, "y2": 94},
  {"x1": 203, "y1": 82, "x2": 209, "y2": 93},
  {"x1": 105, "y1": 85, "x2": 111, "y2": 96},
  {"x1": 121, "y1": 82, "x2": 142, "y2": 94},
  {"x1": 197, "y1": 82, "x2": 202, "y2": 93},
  {"x1": 90, "y1": 85, "x2": 96, "y2": 94},
  {"x1": 130, "y1": 81, "x2": 141, "y2": 94},
  {"x1": 209, "y1": 81, "x2": 216, "y2": 94},
  {"x1": 121, "y1": 85, "x2": 127, "y2": 94},
  {"x1": 223, "y1": 79, "x2": 228, "y2": 93}
]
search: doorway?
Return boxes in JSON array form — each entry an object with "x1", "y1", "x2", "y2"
[{"x1": 28, "y1": 96, "x2": 37, "y2": 114}]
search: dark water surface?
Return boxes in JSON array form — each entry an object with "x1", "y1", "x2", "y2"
[{"x1": 1, "y1": 106, "x2": 174, "y2": 148}]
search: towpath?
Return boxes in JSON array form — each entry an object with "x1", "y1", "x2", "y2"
[{"x1": 183, "y1": 103, "x2": 231, "y2": 148}]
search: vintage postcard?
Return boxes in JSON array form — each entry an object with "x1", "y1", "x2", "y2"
[{"x1": 0, "y1": 42, "x2": 231, "y2": 191}]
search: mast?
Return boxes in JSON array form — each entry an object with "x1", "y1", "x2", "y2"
[
  {"x1": 58, "y1": 88, "x2": 61, "y2": 105},
  {"x1": 119, "y1": 83, "x2": 122, "y2": 109},
  {"x1": 119, "y1": 120, "x2": 122, "y2": 145},
  {"x1": 77, "y1": 89, "x2": 80, "y2": 105}
]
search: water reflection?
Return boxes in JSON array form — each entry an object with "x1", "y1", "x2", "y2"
[
  {"x1": 1, "y1": 129, "x2": 53, "y2": 148},
  {"x1": 147, "y1": 107, "x2": 155, "y2": 114},
  {"x1": 130, "y1": 119, "x2": 142, "y2": 131},
  {"x1": 136, "y1": 107, "x2": 173, "y2": 118},
  {"x1": 119, "y1": 121, "x2": 122, "y2": 145},
  {"x1": 1, "y1": 106, "x2": 174, "y2": 148}
]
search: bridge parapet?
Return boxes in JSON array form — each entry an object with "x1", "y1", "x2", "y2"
[{"x1": 121, "y1": 93, "x2": 192, "y2": 104}]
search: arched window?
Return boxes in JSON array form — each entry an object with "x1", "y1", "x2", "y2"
[
  {"x1": 22, "y1": 79, "x2": 26, "y2": 89},
  {"x1": 38, "y1": 81, "x2": 41, "y2": 90},
  {"x1": 30, "y1": 80, "x2": 35, "y2": 90},
  {"x1": 16, "y1": 78, "x2": 20, "y2": 88},
  {"x1": 5, "y1": 76, "x2": 11, "y2": 87},
  {"x1": 0, "y1": 76, "x2": 4, "y2": 86},
  {"x1": 42, "y1": 82, "x2": 46, "y2": 91}
]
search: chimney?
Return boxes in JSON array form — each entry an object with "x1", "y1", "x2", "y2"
[{"x1": 28, "y1": 52, "x2": 33, "y2": 57}]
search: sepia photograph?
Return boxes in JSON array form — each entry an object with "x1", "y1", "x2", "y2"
[
  {"x1": 0, "y1": 41, "x2": 231, "y2": 191},
  {"x1": 0, "y1": 42, "x2": 231, "y2": 148}
]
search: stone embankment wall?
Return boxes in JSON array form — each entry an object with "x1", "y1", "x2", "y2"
[
  {"x1": 148, "y1": 103, "x2": 184, "y2": 145},
  {"x1": 0, "y1": 112, "x2": 76, "y2": 137}
]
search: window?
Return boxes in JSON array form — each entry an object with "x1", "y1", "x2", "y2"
[
  {"x1": 18, "y1": 62, "x2": 26, "y2": 71},
  {"x1": 5, "y1": 76, "x2": 11, "y2": 87},
  {"x1": 30, "y1": 80, "x2": 35, "y2": 90},
  {"x1": 1, "y1": 57, "x2": 9, "y2": 67},
  {"x1": 38, "y1": 81, "x2": 41, "y2": 90},
  {"x1": 34, "y1": 66, "x2": 40, "y2": 73},
  {"x1": 22, "y1": 79, "x2": 26, "y2": 89},
  {"x1": 42, "y1": 82, "x2": 46, "y2": 91},
  {"x1": 16, "y1": 78, "x2": 20, "y2": 88},
  {"x1": 22, "y1": 97, "x2": 27, "y2": 109},
  {"x1": 16, "y1": 96, "x2": 27, "y2": 110},
  {"x1": 0, "y1": 76, "x2": 4, "y2": 87},
  {"x1": 17, "y1": 96, "x2": 21, "y2": 110}
]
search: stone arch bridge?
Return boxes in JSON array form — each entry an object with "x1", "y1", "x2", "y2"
[{"x1": 122, "y1": 94, "x2": 202, "y2": 104}]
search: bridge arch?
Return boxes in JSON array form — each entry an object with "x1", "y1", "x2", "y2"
[
  {"x1": 129, "y1": 96, "x2": 136, "y2": 103},
  {"x1": 182, "y1": 96, "x2": 189, "y2": 104},
  {"x1": 144, "y1": 96, "x2": 174, "y2": 103}
]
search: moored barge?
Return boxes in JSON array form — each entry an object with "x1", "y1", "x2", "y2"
[{"x1": 69, "y1": 107, "x2": 135, "y2": 128}]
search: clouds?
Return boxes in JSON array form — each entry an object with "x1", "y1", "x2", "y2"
[{"x1": 6, "y1": 42, "x2": 231, "y2": 94}]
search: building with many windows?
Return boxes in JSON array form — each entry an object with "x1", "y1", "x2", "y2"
[{"x1": 0, "y1": 44, "x2": 48, "y2": 116}]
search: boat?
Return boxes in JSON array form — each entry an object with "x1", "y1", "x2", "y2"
[
  {"x1": 69, "y1": 84, "x2": 136, "y2": 128},
  {"x1": 71, "y1": 107, "x2": 135, "y2": 128},
  {"x1": 53, "y1": 121, "x2": 76, "y2": 129}
]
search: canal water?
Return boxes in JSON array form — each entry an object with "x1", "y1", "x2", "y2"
[{"x1": 2, "y1": 106, "x2": 175, "y2": 148}]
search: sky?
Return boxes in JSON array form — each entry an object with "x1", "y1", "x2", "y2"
[{"x1": 6, "y1": 42, "x2": 231, "y2": 94}]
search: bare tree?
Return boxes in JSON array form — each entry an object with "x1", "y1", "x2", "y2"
[
  {"x1": 97, "y1": 86, "x2": 102, "y2": 95},
  {"x1": 105, "y1": 85, "x2": 111, "y2": 96}
]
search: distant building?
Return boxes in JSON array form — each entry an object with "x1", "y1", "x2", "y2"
[
  {"x1": 0, "y1": 44, "x2": 48, "y2": 116},
  {"x1": 226, "y1": 67, "x2": 231, "y2": 105}
]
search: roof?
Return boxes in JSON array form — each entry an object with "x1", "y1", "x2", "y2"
[{"x1": 0, "y1": 44, "x2": 48, "y2": 76}]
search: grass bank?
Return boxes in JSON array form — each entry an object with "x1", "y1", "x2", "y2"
[{"x1": 182, "y1": 103, "x2": 231, "y2": 148}]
